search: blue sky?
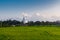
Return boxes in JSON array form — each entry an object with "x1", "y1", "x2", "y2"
[{"x1": 0, "y1": 0, "x2": 60, "y2": 21}]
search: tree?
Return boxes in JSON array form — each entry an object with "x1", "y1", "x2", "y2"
[
  {"x1": 27, "y1": 21, "x2": 34, "y2": 26},
  {"x1": 34, "y1": 21, "x2": 41, "y2": 26}
]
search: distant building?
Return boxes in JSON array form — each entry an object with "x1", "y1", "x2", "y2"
[{"x1": 22, "y1": 16, "x2": 28, "y2": 26}]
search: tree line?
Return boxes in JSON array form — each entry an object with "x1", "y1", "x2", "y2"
[{"x1": 0, "y1": 19, "x2": 60, "y2": 27}]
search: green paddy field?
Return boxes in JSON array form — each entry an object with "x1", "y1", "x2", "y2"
[{"x1": 0, "y1": 26, "x2": 60, "y2": 40}]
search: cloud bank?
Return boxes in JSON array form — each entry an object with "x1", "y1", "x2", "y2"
[{"x1": 19, "y1": 2, "x2": 60, "y2": 21}]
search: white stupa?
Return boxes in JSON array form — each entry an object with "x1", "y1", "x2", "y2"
[{"x1": 22, "y1": 12, "x2": 28, "y2": 24}]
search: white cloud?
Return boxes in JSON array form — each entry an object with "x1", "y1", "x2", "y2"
[
  {"x1": 21, "y1": 12, "x2": 32, "y2": 18},
  {"x1": 33, "y1": 2, "x2": 60, "y2": 21},
  {"x1": 19, "y1": 1, "x2": 60, "y2": 21}
]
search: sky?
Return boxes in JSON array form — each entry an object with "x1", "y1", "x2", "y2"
[{"x1": 0, "y1": 0, "x2": 60, "y2": 21}]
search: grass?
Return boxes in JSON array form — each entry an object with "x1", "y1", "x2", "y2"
[{"x1": 0, "y1": 26, "x2": 60, "y2": 40}]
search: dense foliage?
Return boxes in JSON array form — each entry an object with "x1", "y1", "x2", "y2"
[{"x1": 0, "y1": 19, "x2": 60, "y2": 27}]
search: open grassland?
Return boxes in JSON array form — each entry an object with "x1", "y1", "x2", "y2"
[{"x1": 0, "y1": 26, "x2": 60, "y2": 40}]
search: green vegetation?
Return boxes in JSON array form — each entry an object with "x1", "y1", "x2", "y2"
[{"x1": 0, "y1": 26, "x2": 60, "y2": 40}]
